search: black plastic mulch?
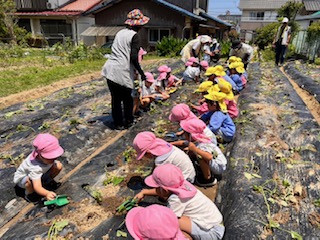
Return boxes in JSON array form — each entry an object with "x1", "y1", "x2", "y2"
[
  {"x1": 219, "y1": 62, "x2": 320, "y2": 239},
  {"x1": 284, "y1": 62, "x2": 320, "y2": 102}
]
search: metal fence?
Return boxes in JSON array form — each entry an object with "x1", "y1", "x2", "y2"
[{"x1": 292, "y1": 30, "x2": 320, "y2": 61}]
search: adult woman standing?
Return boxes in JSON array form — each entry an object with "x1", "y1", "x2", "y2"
[
  {"x1": 102, "y1": 9, "x2": 149, "y2": 129},
  {"x1": 180, "y1": 35, "x2": 212, "y2": 63}
]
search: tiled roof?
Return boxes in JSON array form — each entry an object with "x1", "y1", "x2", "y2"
[
  {"x1": 15, "y1": 11, "x2": 81, "y2": 16},
  {"x1": 84, "y1": 0, "x2": 206, "y2": 21},
  {"x1": 59, "y1": 0, "x2": 102, "y2": 12},
  {"x1": 200, "y1": 12, "x2": 232, "y2": 26},
  {"x1": 239, "y1": 0, "x2": 302, "y2": 10},
  {"x1": 304, "y1": 0, "x2": 320, "y2": 11},
  {"x1": 152, "y1": 0, "x2": 206, "y2": 21}
]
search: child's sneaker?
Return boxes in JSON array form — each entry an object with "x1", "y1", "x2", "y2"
[{"x1": 25, "y1": 192, "x2": 42, "y2": 204}]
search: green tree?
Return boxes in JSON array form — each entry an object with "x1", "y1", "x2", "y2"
[{"x1": 0, "y1": 0, "x2": 18, "y2": 43}]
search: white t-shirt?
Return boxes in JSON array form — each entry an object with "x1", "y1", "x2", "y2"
[
  {"x1": 13, "y1": 154, "x2": 54, "y2": 184},
  {"x1": 197, "y1": 142, "x2": 227, "y2": 175},
  {"x1": 140, "y1": 82, "x2": 157, "y2": 97},
  {"x1": 168, "y1": 190, "x2": 223, "y2": 230},
  {"x1": 155, "y1": 146, "x2": 196, "y2": 183},
  {"x1": 183, "y1": 66, "x2": 200, "y2": 80},
  {"x1": 204, "y1": 127, "x2": 218, "y2": 145}
]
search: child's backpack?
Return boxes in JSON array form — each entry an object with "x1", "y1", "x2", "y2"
[{"x1": 241, "y1": 75, "x2": 247, "y2": 88}]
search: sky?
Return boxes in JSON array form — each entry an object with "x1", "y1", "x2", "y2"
[{"x1": 208, "y1": 0, "x2": 242, "y2": 16}]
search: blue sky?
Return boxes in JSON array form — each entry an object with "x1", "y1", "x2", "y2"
[{"x1": 208, "y1": 0, "x2": 242, "y2": 16}]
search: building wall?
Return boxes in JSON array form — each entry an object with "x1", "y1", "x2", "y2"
[
  {"x1": 77, "y1": 16, "x2": 95, "y2": 45},
  {"x1": 165, "y1": 0, "x2": 194, "y2": 12},
  {"x1": 94, "y1": 0, "x2": 185, "y2": 49}
]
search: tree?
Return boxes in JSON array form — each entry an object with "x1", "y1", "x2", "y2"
[{"x1": 0, "y1": 0, "x2": 20, "y2": 44}]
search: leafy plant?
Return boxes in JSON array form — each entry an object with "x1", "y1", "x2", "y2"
[
  {"x1": 47, "y1": 219, "x2": 69, "y2": 240},
  {"x1": 220, "y1": 41, "x2": 232, "y2": 57},
  {"x1": 156, "y1": 36, "x2": 188, "y2": 57},
  {"x1": 255, "y1": 23, "x2": 280, "y2": 50},
  {"x1": 103, "y1": 173, "x2": 125, "y2": 186},
  {"x1": 122, "y1": 146, "x2": 136, "y2": 163}
]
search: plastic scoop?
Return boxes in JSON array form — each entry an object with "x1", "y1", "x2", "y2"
[{"x1": 44, "y1": 195, "x2": 69, "y2": 207}]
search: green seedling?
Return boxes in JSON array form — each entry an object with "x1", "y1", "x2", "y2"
[
  {"x1": 16, "y1": 124, "x2": 35, "y2": 132},
  {"x1": 4, "y1": 110, "x2": 23, "y2": 119},
  {"x1": 38, "y1": 121, "x2": 51, "y2": 130},
  {"x1": 313, "y1": 199, "x2": 320, "y2": 208},
  {"x1": 122, "y1": 146, "x2": 136, "y2": 163},
  {"x1": 116, "y1": 198, "x2": 137, "y2": 213},
  {"x1": 47, "y1": 219, "x2": 69, "y2": 240}
]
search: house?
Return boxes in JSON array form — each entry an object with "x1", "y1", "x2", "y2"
[
  {"x1": 15, "y1": 0, "x2": 102, "y2": 46},
  {"x1": 238, "y1": 0, "x2": 303, "y2": 42},
  {"x1": 82, "y1": 0, "x2": 232, "y2": 49}
]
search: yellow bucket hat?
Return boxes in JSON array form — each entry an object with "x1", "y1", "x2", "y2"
[
  {"x1": 218, "y1": 79, "x2": 234, "y2": 100},
  {"x1": 204, "y1": 91, "x2": 228, "y2": 112},
  {"x1": 228, "y1": 62, "x2": 237, "y2": 69},
  {"x1": 194, "y1": 81, "x2": 213, "y2": 93},
  {"x1": 213, "y1": 65, "x2": 226, "y2": 77},
  {"x1": 205, "y1": 67, "x2": 216, "y2": 76},
  {"x1": 236, "y1": 66, "x2": 245, "y2": 74},
  {"x1": 207, "y1": 84, "x2": 220, "y2": 93},
  {"x1": 228, "y1": 56, "x2": 237, "y2": 63},
  {"x1": 236, "y1": 57, "x2": 242, "y2": 62}
]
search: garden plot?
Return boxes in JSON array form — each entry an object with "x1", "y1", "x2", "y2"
[
  {"x1": 1, "y1": 59, "x2": 319, "y2": 239},
  {"x1": 284, "y1": 61, "x2": 320, "y2": 103},
  {"x1": 219, "y1": 62, "x2": 320, "y2": 239},
  {"x1": 0, "y1": 58, "x2": 184, "y2": 229}
]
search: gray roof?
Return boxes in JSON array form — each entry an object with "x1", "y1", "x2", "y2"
[
  {"x1": 239, "y1": 0, "x2": 302, "y2": 10},
  {"x1": 200, "y1": 12, "x2": 232, "y2": 26},
  {"x1": 304, "y1": 0, "x2": 320, "y2": 11}
]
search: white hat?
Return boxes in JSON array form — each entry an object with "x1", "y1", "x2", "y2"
[
  {"x1": 282, "y1": 17, "x2": 289, "y2": 23},
  {"x1": 200, "y1": 35, "x2": 212, "y2": 44}
]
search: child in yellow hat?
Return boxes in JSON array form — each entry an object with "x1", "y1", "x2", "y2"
[
  {"x1": 200, "y1": 91, "x2": 236, "y2": 143},
  {"x1": 191, "y1": 81, "x2": 214, "y2": 115},
  {"x1": 215, "y1": 80, "x2": 239, "y2": 119}
]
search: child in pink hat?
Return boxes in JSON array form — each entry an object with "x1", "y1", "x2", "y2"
[
  {"x1": 13, "y1": 133, "x2": 64, "y2": 203},
  {"x1": 139, "y1": 72, "x2": 164, "y2": 110},
  {"x1": 182, "y1": 57, "x2": 200, "y2": 84},
  {"x1": 126, "y1": 204, "x2": 187, "y2": 240},
  {"x1": 172, "y1": 118, "x2": 227, "y2": 187},
  {"x1": 135, "y1": 164, "x2": 225, "y2": 240},
  {"x1": 157, "y1": 65, "x2": 180, "y2": 89},
  {"x1": 133, "y1": 131, "x2": 195, "y2": 183}
]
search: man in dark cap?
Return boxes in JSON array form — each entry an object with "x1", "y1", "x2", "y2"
[{"x1": 229, "y1": 40, "x2": 254, "y2": 69}]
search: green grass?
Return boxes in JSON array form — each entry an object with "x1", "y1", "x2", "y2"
[{"x1": 0, "y1": 59, "x2": 105, "y2": 97}]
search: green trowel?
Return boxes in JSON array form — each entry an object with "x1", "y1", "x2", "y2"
[{"x1": 44, "y1": 195, "x2": 69, "y2": 207}]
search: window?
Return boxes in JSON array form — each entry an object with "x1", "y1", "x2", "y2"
[
  {"x1": 249, "y1": 12, "x2": 265, "y2": 20},
  {"x1": 149, "y1": 29, "x2": 170, "y2": 43}
]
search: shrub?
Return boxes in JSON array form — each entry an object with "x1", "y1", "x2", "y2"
[
  {"x1": 255, "y1": 22, "x2": 280, "y2": 50},
  {"x1": 260, "y1": 46, "x2": 275, "y2": 62},
  {"x1": 315, "y1": 58, "x2": 320, "y2": 65},
  {"x1": 220, "y1": 41, "x2": 231, "y2": 58},
  {"x1": 156, "y1": 36, "x2": 188, "y2": 57}
]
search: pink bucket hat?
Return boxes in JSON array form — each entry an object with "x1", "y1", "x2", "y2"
[
  {"x1": 158, "y1": 65, "x2": 171, "y2": 73},
  {"x1": 180, "y1": 118, "x2": 211, "y2": 143},
  {"x1": 157, "y1": 72, "x2": 167, "y2": 81},
  {"x1": 185, "y1": 61, "x2": 193, "y2": 67},
  {"x1": 188, "y1": 57, "x2": 199, "y2": 64},
  {"x1": 145, "y1": 164, "x2": 197, "y2": 199},
  {"x1": 30, "y1": 133, "x2": 64, "y2": 160},
  {"x1": 200, "y1": 60, "x2": 209, "y2": 70},
  {"x1": 169, "y1": 103, "x2": 197, "y2": 122},
  {"x1": 126, "y1": 204, "x2": 185, "y2": 240},
  {"x1": 124, "y1": 9, "x2": 150, "y2": 26},
  {"x1": 138, "y1": 47, "x2": 147, "y2": 63},
  {"x1": 144, "y1": 72, "x2": 155, "y2": 83},
  {"x1": 133, "y1": 132, "x2": 173, "y2": 160}
]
